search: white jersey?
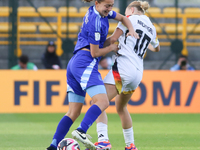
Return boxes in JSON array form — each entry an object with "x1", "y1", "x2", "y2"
[{"x1": 117, "y1": 15, "x2": 159, "y2": 72}]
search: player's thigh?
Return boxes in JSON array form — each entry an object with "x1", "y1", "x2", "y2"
[
  {"x1": 115, "y1": 93, "x2": 133, "y2": 110},
  {"x1": 105, "y1": 83, "x2": 118, "y2": 101},
  {"x1": 86, "y1": 85, "x2": 109, "y2": 111},
  {"x1": 104, "y1": 70, "x2": 118, "y2": 100},
  {"x1": 88, "y1": 83, "x2": 117, "y2": 108},
  {"x1": 91, "y1": 93, "x2": 109, "y2": 111}
]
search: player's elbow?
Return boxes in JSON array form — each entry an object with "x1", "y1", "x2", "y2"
[
  {"x1": 155, "y1": 45, "x2": 160, "y2": 52},
  {"x1": 91, "y1": 51, "x2": 99, "y2": 58},
  {"x1": 91, "y1": 52, "x2": 96, "y2": 58},
  {"x1": 110, "y1": 36, "x2": 118, "y2": 44}
]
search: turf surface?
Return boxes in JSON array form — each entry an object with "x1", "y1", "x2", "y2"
[{"x1": 0, "y1": 113, "x2": 199, "y2": 150}]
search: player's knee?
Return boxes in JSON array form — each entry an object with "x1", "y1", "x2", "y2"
[
  {"x1": 66, "y1": 110, "x2": 81, "y2": 121},
  {"x1": 102, "y1": 98, "x2": 110, "y2": 110},
  {"x1": 116, "y1": 106, "x2": 126, "y2": 114},
  {"x1": 104, "y1": 98, "x2": 110, "y2": 108},
  {"x1": 97, "y1": 98, "x2": 109, "y2": 111}
]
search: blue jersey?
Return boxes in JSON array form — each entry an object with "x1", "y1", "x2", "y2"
[
  {"x1": 74, "y1": 6, "x2": 116, "y2": 56},
  {"x1": 67, "y1": 6, "x2": 116, "y2": 97}
]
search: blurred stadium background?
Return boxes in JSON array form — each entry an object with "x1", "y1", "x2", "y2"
[{"x1": 1, "y1": 0, "x2": 200, "y2": 70}]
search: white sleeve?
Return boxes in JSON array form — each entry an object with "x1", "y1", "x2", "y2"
[
  {"x1": 150, "y1": 28, "x2": 159, "y2": 48},
  {"x1": 150, "y1": 37, "x2": 159, "y2": 48},
  {"x1": 117, "y1": 21, "x2": 127, "y2": 33}
]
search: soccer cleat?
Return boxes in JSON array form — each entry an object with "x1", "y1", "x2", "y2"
[
  {"x1": 72, "y1": 129, "x2": 96, "y2": 150},
  {"x1": 94, "y1": 141, "x2": 112, "y2": 150},
  {"x1": 125, "y1": 143, "x2": 138, "y2": 150},
  {"x1": 85, "y1": 141, "x2": 111, "y2": 150},
  {"x1": 46, "y1": 146, "x2": 57, "y2": 150}
]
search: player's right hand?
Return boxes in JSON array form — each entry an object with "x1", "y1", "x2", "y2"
[{"x1": 110, "y1": 43, "x2": 119, "y2": 53}]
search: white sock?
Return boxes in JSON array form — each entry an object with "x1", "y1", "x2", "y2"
[
  {"x1": 97, "y1": 122, "x2": 109, "y2": 142},
  {"x1": 123, "y1": 127, "x2": 134, "y2": 146}
]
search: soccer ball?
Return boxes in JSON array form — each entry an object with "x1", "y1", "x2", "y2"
[{"x1": 57, "y1": 138, "x2": 80, "y2": 150}]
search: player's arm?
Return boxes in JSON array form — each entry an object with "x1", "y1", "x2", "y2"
[
  {"x1": 148, "y1": 31, "x2": 160, "y2": 52},
  {"x1": 88, "y1": 17, "x2": 119, "y2": 57},
  {"x1": 148, "y1": 43, "x2": 160, "y2": 52},
  {"x1": 104, "y1": 28, "x2": 123, "y2": 47},
  {"x1": 114, "y1": 13, "x2": 139, "y2": 39},
  {"x1": 90, "y1": 43, "x2": 118, "y2": 58}
]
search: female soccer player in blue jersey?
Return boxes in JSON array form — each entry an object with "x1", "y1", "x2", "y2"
[{"x1": 46, "y1": 0, "x2": 139, "y2": 150}]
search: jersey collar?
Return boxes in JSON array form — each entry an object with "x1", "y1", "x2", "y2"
[{"x1": 93, "y1": 6, "x2": 101, "y2": 18}]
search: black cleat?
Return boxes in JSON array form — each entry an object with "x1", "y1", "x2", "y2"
[{"x1": 46, "y1": 146, "x2": 57, "y2": 150}]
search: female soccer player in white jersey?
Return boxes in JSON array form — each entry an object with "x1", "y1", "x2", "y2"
[
  {"x1": 92, "y1": 1, "x2": 160, "y2": 150},
  {"x1": 46, "y1": 0, "x2": 139, "y2": 150}
]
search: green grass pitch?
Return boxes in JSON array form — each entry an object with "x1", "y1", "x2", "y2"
[{"x1": 0, "y1": 113, "x2": 200, "y2": 150}]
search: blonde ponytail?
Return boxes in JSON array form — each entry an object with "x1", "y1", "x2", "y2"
[
  {"x1": 140, "y1": 1, "x2": 150, "y2": 12},
  {"x1": 128, "y1": 0, "x2": 150, "y2": 13}
]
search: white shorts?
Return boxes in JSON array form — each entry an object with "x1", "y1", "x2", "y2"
[{"x1": 104, "y1": 57, "x2": 143, "y2": 94}]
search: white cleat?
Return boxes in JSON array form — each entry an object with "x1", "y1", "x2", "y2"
[{"x1": 72, "y1": 129, "x2": 96, "y2": 150}]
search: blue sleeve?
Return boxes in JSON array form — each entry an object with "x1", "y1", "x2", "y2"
[
  {"x1": 107, "y1": 11, "x2": 117, "y2": 19},
  {"x1": 188, "y1": 66, "x2": 195, "y2": 70},
  {"x1": 88, "y1": 16, "x2": 101, "y2": 45},
  {"x1": 170, "y1": 64, "x2": 180, "y2": 71}
]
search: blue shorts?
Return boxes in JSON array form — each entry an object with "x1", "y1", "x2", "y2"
[{"x1": 67, "y1": 50, "x2": 105, "y2": 97}]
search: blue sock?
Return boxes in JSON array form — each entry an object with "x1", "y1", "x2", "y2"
[
  {"x1": 50, "y1": 115, "x2": 73, "y2": 147},
  {"x1": 77, "y1": 104, "x2": 102, "y2": 133}
]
